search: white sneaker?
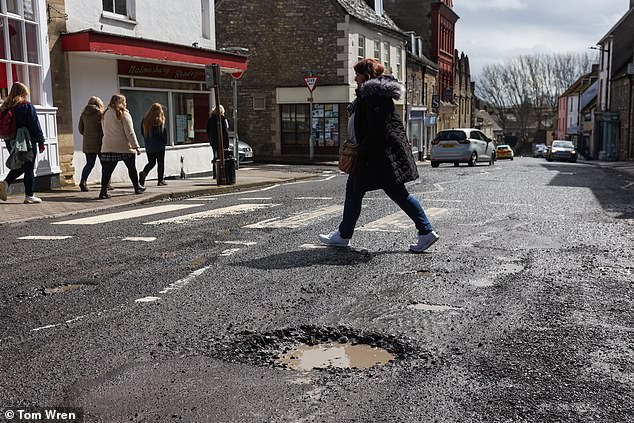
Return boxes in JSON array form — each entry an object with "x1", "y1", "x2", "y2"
[
  {"x1": 318, "y1": 230, "x2": 350, "y2": 247},
  {"x1": 409, "y1": 231, "x2": 439, "y2": 253},
  {"x1": 24, "y1": 196, "x2": 42, "y2": 204},
  {"x1": 0, "y1": 180, "x2": 7, "y2": 201}
]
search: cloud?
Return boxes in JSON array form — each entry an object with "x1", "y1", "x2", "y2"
[{"x1": 459, "y1": 0, "x2": 527, "y2": 11}]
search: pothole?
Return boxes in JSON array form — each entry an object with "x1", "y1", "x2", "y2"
[
  {"x1": 277, "y1": 342, "x2": 395, "y2": 370},
  {"x1": 43, "y1": 284, "x2": 85, "y2": 295},
  {"x1": 195, "y1": 325, "x2": 431, "y2": 371},
  {"x1": 408, "y1": 303, "x2": 461, "y2": 312}
]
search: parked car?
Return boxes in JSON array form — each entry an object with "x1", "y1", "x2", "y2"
[
  {"x1": 547, "y1": 140, "x2": 577, "y2": 163},
  {"x1": 533, "y1": 143, "x2": 547, "y2": 158},
  {"x1": 430, "y1": 128, "x2": 496, "y2": 167},
  {"x1": 495, "y1": 144, "x2": 514, "y2": 160},
  {"x1": 228, "y1": 132, "x2": 254, "y2": 164}
]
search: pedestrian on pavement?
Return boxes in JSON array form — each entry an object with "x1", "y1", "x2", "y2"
[
  {"x1": 0, "y1": 82, "x2": 46, "y2": 204},
  {"x1": 319, "y1": 58, "x2": 439, "y2": 253},
  {"x1": 98, "y1": 94, "x2": 144, "y2": 199},
  {"x1": 206, "y1": 105, "x2": 229, "y2": 178},
  {"x1": 78, "y1": 96, "x2": 105, "y2": 192},
  {"x1": 139, "y1": 103, "x2": 168, "y2": 187}
]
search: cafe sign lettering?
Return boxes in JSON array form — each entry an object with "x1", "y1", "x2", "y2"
[{"x1": 118, "y1": 60, "x2": 205, "y2": 81}]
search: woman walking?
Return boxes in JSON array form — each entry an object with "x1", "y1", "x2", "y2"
[
  {"x1": 0, "y1": 82, "x2": 46, "y2": 204},
  {"x1": 78, "y1": 96, "x2": 104, "y2": 191},
  {"x1": 139, "y1": 103, "x2": 168, "y2": 187},
  {"x1": 98, "y1": 94, "x2": 144, "y2": 200},
  {"x1": 206, "y1": 105, "x2": 229, "y2": 178},
  {"x1": 319, "y1": 58, "x2": 439, "y2": 253}
]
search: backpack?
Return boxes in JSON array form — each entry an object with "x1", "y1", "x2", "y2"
[{"x1": 0, "y1": 107, "x2": 17, "y2": 140}]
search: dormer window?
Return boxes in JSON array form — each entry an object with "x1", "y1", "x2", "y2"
[{"x1": 363, "y1": 0, "x2": 384, "y2": 15}]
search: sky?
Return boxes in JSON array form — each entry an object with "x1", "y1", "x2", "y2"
[{"x1": 453, "y1": 0, "x2": 630, "y2": 79}]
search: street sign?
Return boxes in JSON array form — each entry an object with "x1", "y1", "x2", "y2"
[
  {"x1": 304, "y1": 76, "x2": 318, "y2": 93},
  {"x1": 431, "y1": 95, "x2": 440, "y2": 109},
  {"x1": 231, "y1": 71, "x2": 244, "y2": 80}
]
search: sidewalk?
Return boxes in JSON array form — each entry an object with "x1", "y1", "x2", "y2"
[
  {"x1": 577, "y1": 159, "x2": 634, "y2": 178},
  {"x1": 0, "y1": 166, "x2": 320, "y2": 226}
]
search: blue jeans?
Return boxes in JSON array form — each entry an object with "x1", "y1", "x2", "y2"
[
  {"x1": 81, "y1": 153, "x2": 99, "y2": 182},
  {"x1": 4, "y1": 140, "x2": 37, "y2": 196},
  {"x1": 338, "y1": 175, "x2": 433, "y2": 239}
]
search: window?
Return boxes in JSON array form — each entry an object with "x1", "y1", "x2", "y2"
[
  {"x1": 382, "y1": 42, "x2": 389, "y2": 73},
  {"x1": 253, "y1": 97, "x2": 265, "y2": 110},
  {"x1": 357, "y1": 34, "x2": 365, "y2": 60},
  {"x1": 395, "y1": 47, "x2": 402, "y2": 81},
  {"x1": 102, "y1": 0, "x2": 127, "y2": 16},
  {"x1": 281, "y1": 104, "x2": 310, "y2": 152},
  {"x1": 0, "y1": 1, "x2": 42, "y2": 103},
  {"x1": 373, "y1": 40, "x2": 380, "y2": 60},
  {"x1": 201, "y1": 0, "x2": 210, "y2": 40},
  {"x1": 311, "y1": 104, "x2": 340, "y2": 147}
]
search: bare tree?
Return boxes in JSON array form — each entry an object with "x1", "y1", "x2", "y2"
[{"x1": 476, "y1": 51, "x2": 595, "y2": 148}]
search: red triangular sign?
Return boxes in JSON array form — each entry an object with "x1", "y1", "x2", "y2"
[{"x1": 304, "y1": 76, "x2": 318, "y2": 93}]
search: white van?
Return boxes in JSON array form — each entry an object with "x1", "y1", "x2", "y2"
[{"x1": 430, "y1": 128, "x2": 496, "y2": 168}]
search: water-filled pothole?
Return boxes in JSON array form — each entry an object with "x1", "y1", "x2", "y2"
[
  {"x1": 43, "y1": 284, "x2": 85, "y2": 295},
  {"x1": 278, "y1": 342, "x2": 395, "y2": 370}
]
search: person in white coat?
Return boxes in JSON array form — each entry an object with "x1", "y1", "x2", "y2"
[{"x1": 98, "y1": 94, "x2": 144, "y2": 199}]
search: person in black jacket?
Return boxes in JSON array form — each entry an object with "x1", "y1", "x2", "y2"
[
  {"x1": 206, "y1": 105, "x2": 229, "y2": 178},
  {"x1": 319, "y1": 58, "x2": 439, "y2": 253},
  {"x1": 139, "y1": 103, "x2": 168, "y2": 186},
  {"x1": 0, "y1": 82, "x2": 45, "y2": 204}
]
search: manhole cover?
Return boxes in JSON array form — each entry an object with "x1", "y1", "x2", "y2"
[{"x1": 277, "y1": 342, "x2": 395, "y2": 370}]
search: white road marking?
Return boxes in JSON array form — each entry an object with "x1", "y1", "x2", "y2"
[
  {"x1": 489, "y1": 202, "x2": 533, "y2": 207},
  {"x1": 135, "y1": 296, "x2": 161, "y2": 303},
  {"x1": 299, "y1": 243, "x2": 327, "y2": 249},
  {"x1": 215, "y1": 240, "x2": 257, "y2": 246},
  {"x1": 145, "y1": 203, "x2": 280, "y2": 225},
  {"x1": 32, "y1": 324, "x2": 57, "y2": 332},
  {"x1": 296, "y1": 197, "x2": 334, "y2": 200},
  {"x1": 622, "y1": 182, "x2": 634, "y2": 189},
  {"x1": 53, "y1": 204, "x2": 203, "y2": 225},
  {"x1": 239, "y1": 197, "x2": 272, "y2": 200},
  {"x1": 244, "y1": 204, "x2": 343, "y2": 229},
  {"x1": 18, "y1": 236, "x2": 73, "y2": 240},
  {"x1": 122, "y1": 237, "x2": 157, "y2": 242},
  {"x1": 220, "y1": 248, "x2": 241, "y2": 256},
  {"x1": 358, "y1": 208, "x2": 447, "y2": 232},
  {"x1": 159, "y1": 266, "x2": 211, "y2": 294}
]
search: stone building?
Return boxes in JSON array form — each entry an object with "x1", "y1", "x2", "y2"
[
  {"x1": 47, "y1": 0, "x2": 247, "y2": 185},
  {"x1": 0, "y1": 0, "x2": 59, "y2": 191},
  {"x1": 215, "y1": 0, "x2": 408, "y2": 162}
]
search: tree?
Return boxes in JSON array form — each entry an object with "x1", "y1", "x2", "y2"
[{"x1": 476, "y1": 52, "x2": 595, "y2": 148}]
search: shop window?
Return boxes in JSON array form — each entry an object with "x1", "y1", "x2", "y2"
[
  {"x1": 281, "y1": 104, "x2": 310, "y2": 151},
  {"x1": 172, "y1": 92, "x2": 209, "y2": 144},
  {"x1": 121, "y1": 90, "x2": 169, "y2": 148},
  {"x1": 0, "y1": 5, "x2": 42, "y2": 102},
  {"x1": 311, "y1": 104, "x2": 340, "y2": 148}
]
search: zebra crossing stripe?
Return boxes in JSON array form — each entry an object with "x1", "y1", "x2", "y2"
[
  {"x1": 244, "y1": 204, "x2": 343, "y2": 229},
  {"x1": 358, "y1": 208, "x2": 447, "y2": 232},
  {"x1": 18, "y1": 236, "x2": 73, "y2": 240},
  {"x1": 52, "y1": 204, "x2": 203, "y2": 225},
  {"x1": 144, "y1": 203, "x2": 280, "y2": 225}
]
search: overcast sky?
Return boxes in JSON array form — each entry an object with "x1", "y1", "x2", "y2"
[{"x1": 453, "y1": 0, "x2": 630, "y2": 79}]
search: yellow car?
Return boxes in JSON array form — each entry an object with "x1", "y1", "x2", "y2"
[{"x1": 495, "y1": 144, "x2": 514, "y2": 160}]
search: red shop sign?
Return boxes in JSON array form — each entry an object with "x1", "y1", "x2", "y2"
[{"x1": 118, "y1": 60, "x2": 205, "y2": 81}]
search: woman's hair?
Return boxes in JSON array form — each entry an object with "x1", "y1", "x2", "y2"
[
  {"x1": 210, "y1": 104, "x2": 225, "y2": 117},
  {"x1": 83, "y1": 96, "x2": 104, "y2": 117},
  {"x1": 353, "y1": 58, "x2": 385, "y2": 80},
  {"x1": 142, "y1": 103, "x2": 165, "y2": 136},
  {"x1": 1, "y1": 82, "x2": 29, "y2": 109},
  {"x1": 108, "y1": 94, "x2": 127, "y2": 120}
]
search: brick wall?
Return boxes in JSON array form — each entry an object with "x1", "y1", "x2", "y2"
[
  {"x1": 47, "y1": 0, "x2": 75, "y2": 185},
  {"x1": 215, "y1": 0, "x2": 345, "y2": 160}
]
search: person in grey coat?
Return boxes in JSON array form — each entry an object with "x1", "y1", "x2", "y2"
[{"x1": 78, "y1": 96, "x2": 104, "y2": 191}]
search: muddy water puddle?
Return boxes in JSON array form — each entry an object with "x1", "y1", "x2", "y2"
[{"x1": 278, "y1": 342, "x2": 395, "y2": 370}]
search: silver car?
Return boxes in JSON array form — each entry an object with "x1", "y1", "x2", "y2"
[{"x1": 430, "y1": 128, "x2": 496, "y2": 167}]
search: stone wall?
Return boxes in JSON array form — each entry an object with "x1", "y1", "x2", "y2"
[
  {"x1": 47, "y1": 0, "x2": 75, "y2": 185},
  {"x1": 215, "y1": 0, "x2": 345, "y2": 160}
]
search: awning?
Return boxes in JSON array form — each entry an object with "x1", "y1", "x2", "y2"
[{"x1": 61, "y1": 30, "x2": 247, "y2": 73}]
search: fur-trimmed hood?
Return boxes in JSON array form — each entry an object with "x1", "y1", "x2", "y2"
[{"x1": 357, "y1": 75, "x2": 404, "y2": 101}]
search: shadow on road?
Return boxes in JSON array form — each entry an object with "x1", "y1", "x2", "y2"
[
  {"x1": 234, "y1": 248, "x2": 384, "y2": 269},
  {"x1": 541, "y1": 162, "x2": 634, "y2": 219}
]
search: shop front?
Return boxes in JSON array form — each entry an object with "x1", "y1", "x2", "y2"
[{"x1": 61, "y1": 30, "x2": 247, "y2": 184}]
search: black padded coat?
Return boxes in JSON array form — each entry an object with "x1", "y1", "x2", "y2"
[{"x1": 353, "y1": 75, "x2": 419, "y2": 192}]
